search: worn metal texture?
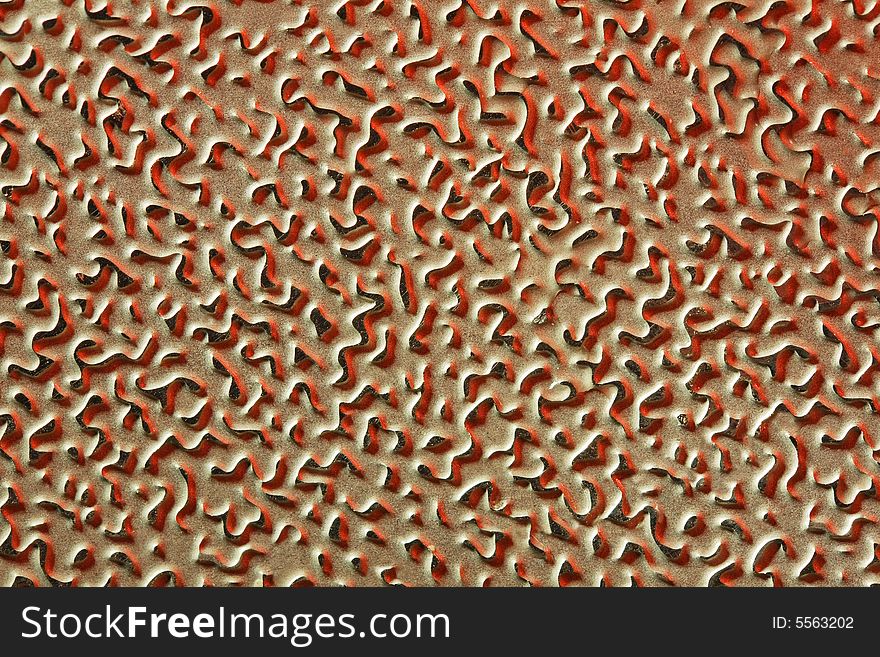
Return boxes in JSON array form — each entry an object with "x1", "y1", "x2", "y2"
[{"x1": 0, "y1": 0, "x2": 879, "y2": 587}]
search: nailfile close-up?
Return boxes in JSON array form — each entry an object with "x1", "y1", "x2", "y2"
[{"x1": 1, "y1": 0, "x2": 879, "y2": 590}]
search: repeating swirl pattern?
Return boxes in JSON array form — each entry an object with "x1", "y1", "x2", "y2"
[{"x1": 1, "y1": 0, "x2": 880, "y2": 586}]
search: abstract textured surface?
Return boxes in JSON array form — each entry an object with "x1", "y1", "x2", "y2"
[{"x1": 1, "y1": 0, "x2": 880, "y2": 587}]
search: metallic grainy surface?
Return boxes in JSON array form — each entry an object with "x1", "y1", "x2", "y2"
[{"x1": 0, "y1": 0, "x2": 879, "y2": 587}]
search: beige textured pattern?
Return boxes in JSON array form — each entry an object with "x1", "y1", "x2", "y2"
[{"x1": 1, "y1": 0, "x2": 880, "y2": 586}]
